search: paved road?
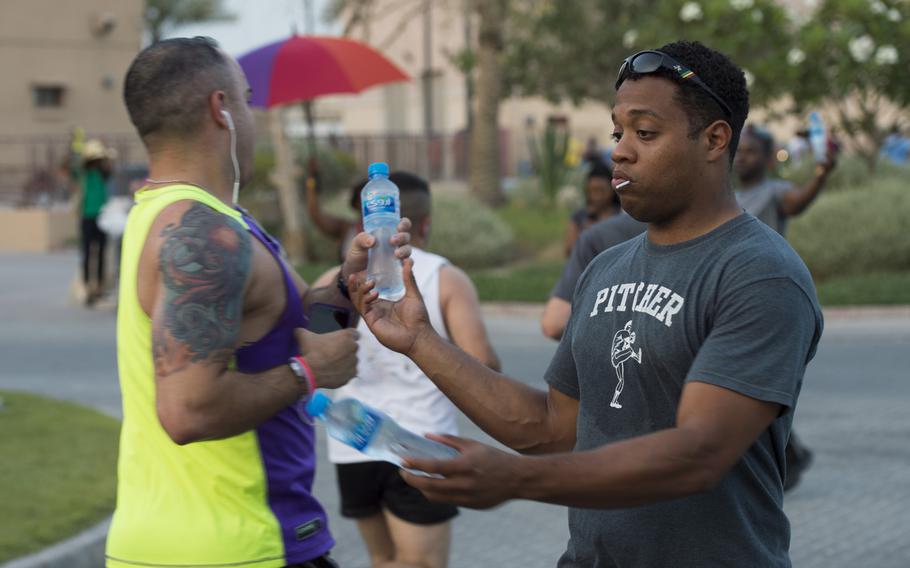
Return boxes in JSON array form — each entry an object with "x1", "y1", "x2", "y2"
[{"x1": 2, "y1": 251, "x2": 910, "y2": 567}]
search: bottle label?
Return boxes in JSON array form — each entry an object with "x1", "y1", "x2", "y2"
[
  {"x1": 347, "y1": 408, "x2": 382, "y2": 451},
  {"x1": 362, "y1": 195, "x2": 397, "y2": 218}
]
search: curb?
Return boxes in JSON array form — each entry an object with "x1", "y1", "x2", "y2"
[{"x1": 0, "y1": 517, "x2": 110, "y2": 568}]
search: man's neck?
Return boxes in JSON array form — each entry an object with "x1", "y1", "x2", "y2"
[
  {"x1": 146, "y1": 144, "x2": 234, "y2": 206},
  {"x1": 646, "y1": 180, "x2": 742, "y2": 246}
]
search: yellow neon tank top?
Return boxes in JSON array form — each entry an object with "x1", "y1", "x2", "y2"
[{"x1": 106, "y1": 185, "x2": 332, "y2": 567}]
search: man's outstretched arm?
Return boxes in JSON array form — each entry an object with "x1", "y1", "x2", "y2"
[
  {"x1": 352, "y1": 260, "x2": 577, "y2": 455},
  {"x1": 403, "y1": 382, "x2": 780, "y2": 510},
  {"x1": 778, "y1": 151, "x2": 837, "y2": 217}
]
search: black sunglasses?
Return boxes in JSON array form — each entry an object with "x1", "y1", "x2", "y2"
[{"x1": 615, "y1": 50, "x2": 733, "y2": 119}]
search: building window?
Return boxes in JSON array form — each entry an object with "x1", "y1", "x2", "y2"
[{"x1": 33, "y1": 85, "x2": 65, "y2": 108}]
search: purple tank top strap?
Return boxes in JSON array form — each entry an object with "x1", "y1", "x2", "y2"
[{"x1": 234, "y1": 207, "x2": 308, "y2": 374}]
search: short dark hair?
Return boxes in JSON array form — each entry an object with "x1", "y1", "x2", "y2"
[
  {"x1": 123, "y1": 37, "x2": 233, "y2": 142},
  {"x1": 624, "y1": 41, "x2": 750, "y2": 161},
  {"x1": 391, "y1": 171, "x2": 431, "y2": 224},
  {"x1": 742, "y1": 124, "x2": 775, "y2": 157},
  {"x1": 586, "y1": 160, "x2": 613, "y2": 183},
  {"x1": 348, "y1": 171, "x2": 432, "y2": 223}
]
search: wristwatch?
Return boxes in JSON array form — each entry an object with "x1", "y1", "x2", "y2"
[{"x1": 336, "y1": 271, "x2": 351, "y2": 300}]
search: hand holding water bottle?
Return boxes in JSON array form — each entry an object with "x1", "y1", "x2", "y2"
[
  {"x1": 338, "y1": 165, "x2": 412, "y2": 304},
  {"x1": 306, "y1": 392, "x2": 459, "y2": 476},
  {"x1": 348, "y1": 258, "x2": 435, "y2": 358},
  {"x1": 361, "y1": 162, "x2": 407, "y2": 301},
  {"x1": 400, "y1": 433, "x2": 525, "y2": 510},
  {"x1": 808, "y1": 112, "x2": 838, "y2": 177}
]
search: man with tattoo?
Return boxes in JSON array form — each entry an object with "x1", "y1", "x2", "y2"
[{"x1": 105, "y1": 37, "x2": 411, "y2": 568}]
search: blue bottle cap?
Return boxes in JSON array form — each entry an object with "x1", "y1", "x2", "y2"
[
  {"x1": 305, "y1": 391, "x2": 331, "y2": 417},
  {"x1": 368, "y1": 162, "x2": 389, "y2": 177}
]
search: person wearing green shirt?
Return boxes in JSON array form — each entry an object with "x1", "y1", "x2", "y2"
[{"x1": 78, "y1": 139, "x2": 112, "y2": 306}]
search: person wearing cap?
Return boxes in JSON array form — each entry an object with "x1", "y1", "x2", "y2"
[
  {"x1": 350, "y1": 41, "x2": 823, "y2": 567},
  {"x1": 76, "y1": 138, "x2": 114, "y2": 306}
]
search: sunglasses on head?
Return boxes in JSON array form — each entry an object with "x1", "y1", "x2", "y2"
[{"x1": 615, "y1": 50, "x2": 733, "y2": 119}]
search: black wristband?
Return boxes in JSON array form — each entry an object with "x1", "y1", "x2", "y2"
[{"x1": 336, "y1": 271, "x2": 351, "y2": 301}]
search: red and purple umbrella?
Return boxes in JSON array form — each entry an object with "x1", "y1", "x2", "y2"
[{"x1": 238, "y1": 35, "x2": 410, "y2": 108}]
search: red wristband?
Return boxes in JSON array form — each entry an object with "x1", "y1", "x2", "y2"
[{"x1": 289, "y1": 355, "x2": 317, "y2": 395}]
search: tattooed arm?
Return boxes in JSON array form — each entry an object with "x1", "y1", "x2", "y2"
[{"x1": 149, "y1": 201, "x2": 357, "y2": 444}]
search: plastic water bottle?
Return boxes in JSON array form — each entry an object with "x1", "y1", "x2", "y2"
[
  {"x1": 306, "y1": 392, "x2": 459, "y2": 473},
  {"x1": 361, "y1": 162, "x2": 405, "y2": 301},
  {"x1": 808, "y1": 112, "x2": 827, "y2": 163}
]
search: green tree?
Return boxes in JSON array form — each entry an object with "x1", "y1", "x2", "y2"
[
  {"x1": 144, "y1": 0, "x2": 235, "y2": 44},
  {"x1": 789, "y1": 0, "x2": 909, "y2": 172},
  {"x1": 503, "y1": 0, "x2": 796, "y2": 108}
]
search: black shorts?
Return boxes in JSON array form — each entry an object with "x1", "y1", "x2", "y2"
[{"x1": 335, "y1": 461, "x2": 458, "y2": 525}]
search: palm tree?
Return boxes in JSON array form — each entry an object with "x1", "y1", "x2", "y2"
[
  {"x1": 469, "y1": 0, "x2": 506, "y2": 206},
  {"x1": 144, "y1": 0, "x2": 235, "y2": 44}
]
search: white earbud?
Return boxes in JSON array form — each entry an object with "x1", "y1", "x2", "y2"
[
  {"x1": 220, "y1": 109, "x2": 235, "y2": 131},
  {"x1": 220, "y1": 109, "x2": 240, "y2": 204}
]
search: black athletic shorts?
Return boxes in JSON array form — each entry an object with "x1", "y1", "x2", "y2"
[{"x1": 335, "y1": 461, "x2": 458, "y2": 525}]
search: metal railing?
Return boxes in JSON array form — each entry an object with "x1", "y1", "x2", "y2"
[{"x1": 0, "y1": 134, "x2": 144, "y2": 206}]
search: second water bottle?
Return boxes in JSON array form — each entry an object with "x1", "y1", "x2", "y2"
[{"x1": 306, "y1": 392, "x2": 459, "y2": 473}]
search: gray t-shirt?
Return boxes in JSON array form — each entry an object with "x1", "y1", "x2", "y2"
[
  {"x1": 545, "y1": 214, "x2": 822, "y2": 568},
  {"x1": 735, "y1": 178, "x2": 793, "y2": 236},
  {"x1": 552, "y1": 213, "x2": 647, "y2": 301}
]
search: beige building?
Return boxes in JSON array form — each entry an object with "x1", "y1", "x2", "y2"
[{"x1": 0, "y1": 0, "x2": 143, "y2": 250}]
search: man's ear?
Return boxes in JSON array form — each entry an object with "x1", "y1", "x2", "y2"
[
  {"x1": 209, "y1": 91, "x2": 230, "y2": 129},
  {"x1": 704, "y1": 120, "x2": 733, "y2": 163},
  {"x1": 420, "y1": 216, "x2": 432, "y2": 240}
]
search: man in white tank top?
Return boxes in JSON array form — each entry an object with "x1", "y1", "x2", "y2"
[{"x1": 313, "y1": 172, "x2": 500, "y2": 568}]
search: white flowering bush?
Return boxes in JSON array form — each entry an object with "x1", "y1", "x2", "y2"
[
  {"x1": 679, "y1": 2, "x2": 704, "y2": 21},
  {"x1": 848, "y1": 35, "x2": 875, "y2": 62},
  {"x1": 792, "y1": 0, "x2": 909, "y2": 170}
]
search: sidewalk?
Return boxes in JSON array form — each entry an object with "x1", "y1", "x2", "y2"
[{"x1": 2, "y1": 251, "x2": 910, "y2": 567}]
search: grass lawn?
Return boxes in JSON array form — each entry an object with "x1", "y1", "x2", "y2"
[
  {"x1": 468, "y1": 260, "x2": 565, "y2": 303},
  {"x1": 0, "y1": 391, "x2": 119, "y2": 563},
  {"x1": 816, "y1": 270, "x2": 910, "y2": 306},
  {"x1": 495, "y1": 204, "x2": 568, "y2": 256},
  {"x1": 469, "y1": 265, "x2": 910, "y2": 306}
]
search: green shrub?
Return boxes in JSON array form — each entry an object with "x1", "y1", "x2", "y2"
[
  {"x1": 426, "y1": 192, "x2": 514, "y2": 269},
  {"x1": 293, "y1": 143, "x2": 363, "y2": 201},
  {"x1": 469, "y1": 260, "x2": 565, "y2": 302},
  {"x1": 788, "y1": 178, "x2": 910, "y2": 280},
  {"x1": 778, "y1": 155, "x2": 907, "y2": 194}
]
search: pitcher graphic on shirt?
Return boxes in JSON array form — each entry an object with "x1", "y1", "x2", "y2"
[{"x1": 610, "y1": 320, "x2": 642, "y2": 409}]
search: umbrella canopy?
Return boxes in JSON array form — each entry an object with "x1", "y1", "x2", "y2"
[{"x1": 238, "y1": 35, "x2": 410, "y2": 108}]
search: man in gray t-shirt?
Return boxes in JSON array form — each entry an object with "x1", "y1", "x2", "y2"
[
  {"x1": 547, "y1": 215, "x2": 821, "y2": 566},
  {"x1": 351, "y1": 41, "x2": 824, "y2": 568}
]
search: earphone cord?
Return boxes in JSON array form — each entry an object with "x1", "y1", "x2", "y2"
[{"x1": 228, "y1": 120, "x2": 240, "y2": 204}]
